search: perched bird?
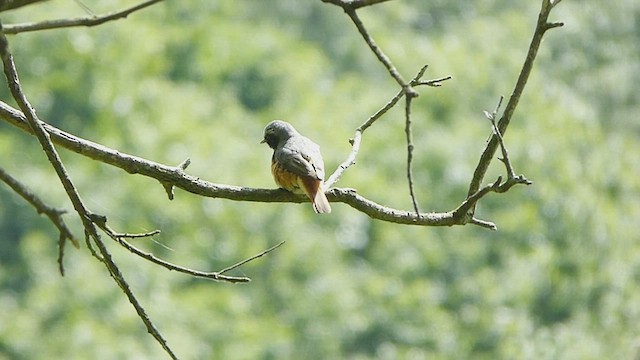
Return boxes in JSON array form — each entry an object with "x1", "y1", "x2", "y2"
[{"x1": 261, "y1": 120, "x2": 332, "y2": 214}]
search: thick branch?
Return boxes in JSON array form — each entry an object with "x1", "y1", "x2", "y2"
[{"x1": 1, "y1": 101, "x2": 489, "y2": 228}]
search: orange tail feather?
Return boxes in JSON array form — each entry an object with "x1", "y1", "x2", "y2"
[{"x1": 301, "y1": 177, "x2": 331, "y2": 214}]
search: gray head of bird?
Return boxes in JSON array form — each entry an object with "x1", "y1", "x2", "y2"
[{"x1": 261, "y1": 120, "x2": 299, "y2": 149}]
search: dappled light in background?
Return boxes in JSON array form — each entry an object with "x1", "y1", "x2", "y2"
[{"x1": 0, "y1": 0, "x2": 638, "y2": 359}]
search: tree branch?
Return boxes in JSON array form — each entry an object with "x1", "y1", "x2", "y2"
[
  {"x1": 325, "y1": 65, "x2": 450, "y2": 189},
  {"x1": 341, "y1": 7, "x2": 415, "y2": 96},
  {"x1": 404, "y1": 92, "x2": 420, "y2": 214},
  {"x1": 0, "y1": 22, "x2": 178, "y2": 360},
  {"x1": 2, "y1": 0, "x2": 163, "y2": 34},
  {"x1": 90, "y1": 214, "x2": 284, "y2": 283},
  {"x1": 1, "y1": 100, "x2": 494, "y2": 228},
  {"x1": 466, "y1": 0, "x2": 563, "y2": 200},
  {"x1": 0, "y1": 166, "x2": 79, "y2": 275}
]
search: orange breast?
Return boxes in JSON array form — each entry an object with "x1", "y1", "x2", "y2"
[{"x1": 271, "y1": 160, "x2": 303, "y2": 193}]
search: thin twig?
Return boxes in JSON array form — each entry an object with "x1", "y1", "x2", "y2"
[
  {"x1": 482, "y1": 97, "x2": 533, "y2": 192},
  {"x1": 467, "y1": 0, "x2": 563, "y2": 199},
  {"x1": 485, "y1": 97, "x2": 516, "y2": 178},
  {"x1": 404, "y1": 93, "x2": 420, "y2": 215},
  {"x1": 89, "y1": 234, "x2": 178, "y2": 359},
  {"x1": 93, "y1": 218, "x2": 257, "y2": 283},
  {"x1": 218, "y1": 240, "x2": 286, "y2": 275},
  {"x1": 163, "y1": 158, "x2": 191, "y2": 200},
  {"x1": 115, "y1": 236, "x2": 252, "y2": 283},
  {"x1": 343, "y1": 7, "x2": 415, "y2": 95},
  {"x1": 72, "y1": 0, "x2": 95, "y2": 16},
  {"x1": 413, "y1": 75, "x2": 453, "y2": 87},
  {"x1": 113, "y1": 229, "x2": 162, "y2": 239},
  {"x1": 0, "y1": 167, "x2": 78, "y2": 245},
  {"x1": 324, "y1": 130, "x2": 361, "y2": 189},
  {"x1": 3, "y1": 0, "x2": 163, "y2": 34},
  {"x1": 0, "y1": 167, "x2": 79, "y2": 275},
  {"x1": 326, "y1": 66, "x2": 451, "y2": 189}
]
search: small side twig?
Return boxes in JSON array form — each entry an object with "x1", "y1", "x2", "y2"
[
  {"x1": 483, "y1": 97, "x2": 533, "y2": 191},
  {"x1": 217, "y1": 240, "x2": 286, "y2": 276},
  {"x1": 404, "y1": 91, "x2": 420, "y2": 215},
  {"x1": 342, "y1": 6, "x2": 414, "y2": 95},
  {"x1": 0, "y1": 167, "x2": 79, "y2": 273},
  {"x1": 325, "y1": 65, "x2": 451, "y2": 189},
  {"x1": 114, "y1": 230, "x2": 161, "y2": 238},
  {"x1": 92, "y1": 214, "x2": 285, "y2": 283},
  {"x1": 162, "y1": 158, "x2": 191, "y2": 200},
  {"x1": 467, "y1": 0, "x2": 564, "y2": 198}
]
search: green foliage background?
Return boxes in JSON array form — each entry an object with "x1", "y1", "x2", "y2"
[{"x1": 0, "y1": 0, "x2": 638, "y2": 359}]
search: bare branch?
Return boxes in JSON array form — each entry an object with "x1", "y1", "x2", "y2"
[
  {"x1": 112, "y1": 233, "x2": 253, "y2": 283},
  {"x1": 0, "y1": 166, "x2": 78, "y2": 275},
  {"x1": 0, "y1": 166, "x2": 77, "y2": 246},
  {"x1": 326, "y1": 65, "x2": 451, "y2": 188},
  {"x1": 0, "y1": 24, "x2": 178, "y2": 360},
  {"x1": 88, "y1": 233, "x2": 178, "y2": 360},
  {"x1": 0, "y1": 0, "x2": 49, "y2": 13},
  {"x1": 2, "y1": 0, "x2": 163, "y2": 34},
  {"x1": 90, "y1": 215, "x2": 276, "y2": 284},
  {"x1": 163, "y1": 158, "x2": 191, "y2": 200},
  {"x1": 339, "y1": 5, "x2": 415, "y2": 95},
  {"x1": 469, "y1": 217, "x2": 497, "y2": 230},
  {"x1": 324, "y1": 130, "x2": 361, "y2": 189},
  {"x1": 467, "y1": 0, "x2": 563, "y2": 200},
  {"x1": 1, "y1": 101, "x2": 495, "y2": 228},
  {"x1": 404, "y1": 92, "x2": 420, "y2": 214},
  {"x1": 112, "y1": 229, "x2": 161, "y2": 239},
  {"x1": 217, "y1": 240, "x2": 286, "y2": 276}
]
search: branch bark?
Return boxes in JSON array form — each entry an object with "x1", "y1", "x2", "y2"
[
  {"x1": 0, "y1": 100, "x2": 494, "y2": 228},
  {"x1": 2, "y1": 0, "x2": 163, "y2": 34}
]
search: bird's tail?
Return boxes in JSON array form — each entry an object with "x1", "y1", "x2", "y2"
[
  {"x1": 301, "y1": 177, "x2": 332, "y2": 214},
  {"x1": 313, "y1": 189, "x2": 332, "y2": 214}
]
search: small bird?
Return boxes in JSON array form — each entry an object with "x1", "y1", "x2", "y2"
[{"x1": 261, "y1": 120, "x2": 332, "y2": 214}]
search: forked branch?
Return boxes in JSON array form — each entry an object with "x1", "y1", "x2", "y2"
[{"x1": 466, "y1": 0, "x2": 564, "y2": 199}]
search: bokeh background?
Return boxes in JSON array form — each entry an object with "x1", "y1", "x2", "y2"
[{"x1": 0, "y1": 0, "x2": 638, "y2": 359}]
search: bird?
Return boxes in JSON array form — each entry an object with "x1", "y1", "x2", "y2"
[{"x1": 261, "y1": 120, "x2": 332, "y2": 214}]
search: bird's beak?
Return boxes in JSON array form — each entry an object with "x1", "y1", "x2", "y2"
[{"x1": 260, "y1": 139, "x2": 266, "y2": 144}]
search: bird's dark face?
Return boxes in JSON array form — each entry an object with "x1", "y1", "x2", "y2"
[{"x1": 261, "y1": 120, "x2": 297, "y2": 149}]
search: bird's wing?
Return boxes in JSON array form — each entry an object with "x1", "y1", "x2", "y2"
[{"x1": 276, "y1": 137, "x2": 325, "y2": 180}]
